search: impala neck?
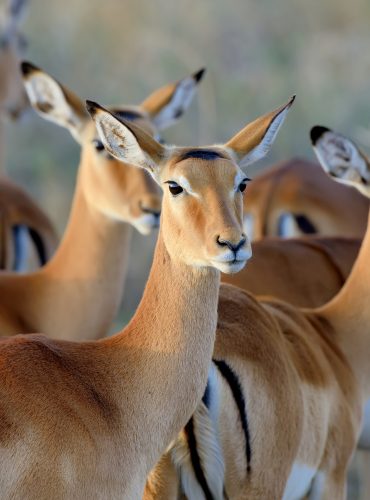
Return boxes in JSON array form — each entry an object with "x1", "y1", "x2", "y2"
[
  {"x1": 320, "y1": 209, "x2": 370, "y2": 395},
  {"x1": 38, "y1": 154, "x2": 133, "y2": 340},
  {"x1": 106, "y1": 232, "x2": 220, "y2": 492}
]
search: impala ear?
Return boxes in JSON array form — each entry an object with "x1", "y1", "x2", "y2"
[
  {"x1": 86, "y1": 100, "x2": 167, "y2": 179},
  {"x1": 225, "y1": 96, "x2": 295, "y2": 170},
  {"x1": 21, "y1": 61, "x2": 89, "y2": 142},
  {"x1": 310, "y1": 125, "x2": 370, "y2": 195},
  {"x1": 140, "y1": 68, "x2": 205, "y2": 131}
]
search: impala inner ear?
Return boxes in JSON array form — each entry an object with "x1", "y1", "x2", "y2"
[
  {"x1": 21, "y1": 61, "x2": 89, "y2": 141},
  {"x1": 140, "y1": 68, "x2": 206, "y2": 131},
  {"x1": 86, "y1": 100, "x2": 166, "y2": 180},
  {"x1": 225, "y1": 96, "x2": 295, "y2": 169}
]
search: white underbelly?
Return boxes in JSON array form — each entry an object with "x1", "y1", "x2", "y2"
[{"x1": 282, "y1": 462, "x2": 317, "y2": 500}]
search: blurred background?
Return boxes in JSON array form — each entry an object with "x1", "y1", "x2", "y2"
[
  {"x1": 2, "y1": 1, "x2": 370, "y2": 497},
  {"x1": 3, "y1": 0, "x2": 370, "y2": 326}
]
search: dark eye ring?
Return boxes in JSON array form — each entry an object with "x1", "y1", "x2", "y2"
[
  {"x1": 238, "y1": 178, "x2": 251, "y2": 193},
  {"x1": 92, "y1": 139, "x2": 105, "y2": 152},
  {"x1": 167, "y1": 182, "x2": 184, "y2": 196}
]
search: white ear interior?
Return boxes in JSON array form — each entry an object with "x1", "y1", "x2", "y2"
[
  {"x1": 94, "y1": 111, "x2": 156, "y2": 172},
  {"x1": 239, "y1": 105, "x2": 291, "y2": 169},
  {"x1": 24, "y1": 73, "x2": 82, "y2": 132},
  {"x1": 152, "y1": 76, "x2": 198, "y2": 131},
  {"x1": 314, "y1": 131, "x2": 366, "y2": 175}
]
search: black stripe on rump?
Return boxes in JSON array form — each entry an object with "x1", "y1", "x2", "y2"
[
  {"x1": 213, "y1": 359, "x2": 252, "y2": 473},
  {"x1": 28, "y1": 228, "x2": 47, "y2": 266},
  {"x1": 294, "y1": 214, "x2": 317, "y2": 234},
  {"x1": 184, "y1": 417, "x2": 215, "y2": 500}
]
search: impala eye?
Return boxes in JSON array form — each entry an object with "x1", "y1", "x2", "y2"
[
  {"x1": 238, "y1": 178, "x2": 251, "y2": 192},
  {"x1": 92, "y1": 139, "x2": 105, "y2": 152},
  {"x1": 167, "y1": 182, "x2": 184, "y2": 196}
]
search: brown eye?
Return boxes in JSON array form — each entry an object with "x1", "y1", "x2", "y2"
[
  {"x1": 239, "y1": 178, "x2": 251, "y2": 192},
  {"x1": 92, "y1": 139, "x2": 105, "y2": 152},
  {"x1": 168, "y1": 183, "x2": 184, "y2": 196}
]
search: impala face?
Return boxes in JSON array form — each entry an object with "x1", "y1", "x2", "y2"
[
  {"x1": 159, "y1": 150, "x2": 251, "y2": 272},
  {"x1": 21, "y1": 62, "x2": 205, "y2": 234},
  {"x1": 311, "y1": 125, "x2": 370, "y2": 198},
  {"x1": 89, "y1": 94, "x2": 295, "y2": 273}
]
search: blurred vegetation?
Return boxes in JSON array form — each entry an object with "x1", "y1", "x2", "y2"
[{"x1": 4, "y1": 0, "x2": 370, "y2": 328}]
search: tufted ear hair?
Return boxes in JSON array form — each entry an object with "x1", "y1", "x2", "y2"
[
  {"x1": 310, "y1": 125, "x2": 370, "y2": 197},
  {"x1": 140, "y1": 68, "x2": 205, "y2": 131},
  {"x1": 225, "y1": 95, "x2": 295, "y2": 170},
  {"x1": 21, "y1": 61, "x2": 89, "y2": 143},
  {"x1": 86, "y1": 100, "x2": 167, "y2": 181}
]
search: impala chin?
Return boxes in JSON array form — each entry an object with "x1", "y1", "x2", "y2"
[
  {"x1": 211, "y1": 247, "x2": 252, "y2": 274},
  {"x1": 134, "y1": 214, "x2": 160, "y2": 235}
]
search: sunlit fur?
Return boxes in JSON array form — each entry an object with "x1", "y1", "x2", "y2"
[
  {"x1": 0, "y1": 97, "x2": 292, "y2": 498},
  {"x1": 242, "y1": 158, "x2": 368, "y2": 240},
  {"x1": 0, "y1": 5, "x2": 58, "y2": 270},
  {"x1": 223, "y1": 235, "x2": 360, "y2": 307},
  {"x1": 0, "y1": 61, "x2": 203, "y2": 340},
  {"x1": 146, "y1": 130, "x2": 370, "y2": 500}
]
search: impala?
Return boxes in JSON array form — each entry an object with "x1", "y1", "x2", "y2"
[
  {"x1": 0, "y1": 95, "x2": 293, "y2": 498},
  {"x1": 223, "y1": 234, "x2": 360, "y2": 307},
  {"x1": 0, "y1": 0, "x2": 58, "y2": 270},
  {"x1": 243, "y1": 157, "x2": 368, "y2": 241},
  {"x1": 0, "y1": 61, "x2": 204, "y2": 340},
  {"x1": 146, "y1": 128, "x2": 370, "y2": 499}
]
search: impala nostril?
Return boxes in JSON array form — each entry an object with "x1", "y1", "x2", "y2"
[{"x1": 217, "y1": 236, "x2": 246, "y2": 252}]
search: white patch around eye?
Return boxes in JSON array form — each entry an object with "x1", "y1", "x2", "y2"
[
  {"x1": 178, "y1": 176, "x2": 199, "y2": 197},
  {"x1": 233, "y1": 170, "x2": 247, "y2": 192},
  {"x1": 239, "y1": 105, "x2": 291, "y2": 168}
]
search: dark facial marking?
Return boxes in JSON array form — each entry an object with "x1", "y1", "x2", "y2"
[
  {"x1": 179, "y1": 149, "x2": 225, "y2": 162},
  {"x1": 36, "y1": 101, "x2": 54, "y2": 113},
  {"x1": 112, "y1": 109, "x2": 143, "y2": 122}
]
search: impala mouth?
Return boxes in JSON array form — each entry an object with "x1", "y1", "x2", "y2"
[{"x1": 211, "y1": 246, "x2": 252, "y2": 274}]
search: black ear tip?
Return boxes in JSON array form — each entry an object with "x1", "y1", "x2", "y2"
[
  {"x1": 310, "y1": 126, "x2": 331, "y2": 145},
  {"x1": 193, "y1": 67, "x2": 206, "y2": 83},
  {"x1": 20, "y1": 61, "x2": 39, "y2": 77},
  {"x1": 85, "y1": 100, "x2": 100, "y2": 117}
]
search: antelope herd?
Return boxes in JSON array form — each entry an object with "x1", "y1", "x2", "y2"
[{"x1": 0, "y1": 2, "x2": 370, "y2": 500}]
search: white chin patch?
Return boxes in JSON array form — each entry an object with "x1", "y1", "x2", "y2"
[{"x1": 213, "y1": 260, "x2": 247, "y2": 274}]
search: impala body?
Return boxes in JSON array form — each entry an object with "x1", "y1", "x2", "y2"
[
  {"x1": 147, "y1": 126, "x2": 370, "y2": 500},
  {"x1": 0, "y1": 61, "x2": 205, "y2": 341},
  {"x1": 0, "y1": 94, "x2": 293, "y2": 498}
]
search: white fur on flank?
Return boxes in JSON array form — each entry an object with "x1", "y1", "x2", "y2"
[
  {"x1": 282, "y1": 462, "x2": 317, "y2": 500},
  {"x1": 171, "y1": 364, "x2": 225, "y2": 500},
  {"x1": 278, "y1": 212, "x2": 300, "y2": 238}
]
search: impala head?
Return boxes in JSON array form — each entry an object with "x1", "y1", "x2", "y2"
[
  {"x1": 0, "y1": 0, "x2": 29, "y2": 119},
  {"x1": 21, "y1": 62, "x2": 205, "y2": 234},
  {"x1": 311, "y1": 126, "x2": 370, "y2": 198},
  {"x1": 88, "y1": 96, "x2": 295, "y2": 273}
]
